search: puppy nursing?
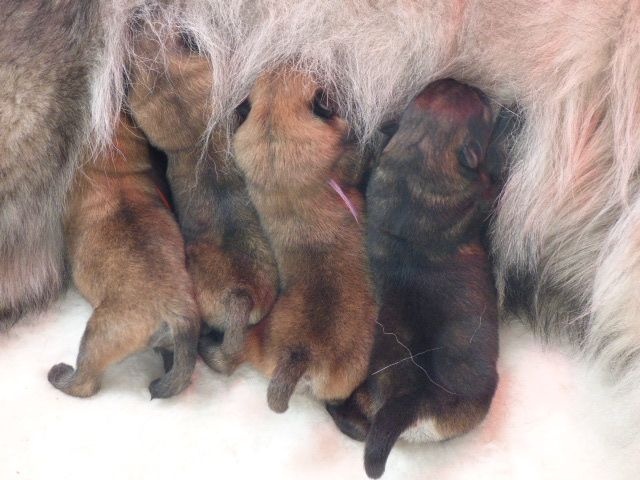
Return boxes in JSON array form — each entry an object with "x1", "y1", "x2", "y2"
[
  {"x1": 52, "y1": 42, "x2": 498, "y2": 474},
  {"x1": 327, "y1": 80, "x2": 500, "y2": 478},
  {"x1": 49, "y1": 113, "x2": 199, "y2": 398},
  {"x1": 232, "y1": 68, "x2": 377, "y2": 412},
  {"x1": 127, "y1": 27, "x2": 279, "y2": 372}
]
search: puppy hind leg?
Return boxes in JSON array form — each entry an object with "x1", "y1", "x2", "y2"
[
  {"x1": 48, "y1": 305, "x2": 148, "y2": 398},
  {"x1": 364, "y1": 394, "x2": 421, "y2": 479},
  {"x1": 153, "y1": 347, "x2": 174, "y2": 373},
  {"x1": 267, "y1": 348, "x2": 310, "y2": 413},
  {"x1": 198, "y1": 332, "x2": 228, "y2": 373},
  {"x1": 149, "y1": 315, "x2": 199, "y2": 399},
  {"x1": 326, "y1": 393, "x2": 371, "y2": 441},
  {"x1": 198, "y1": 294, "x2": 255, "y2": 375},
  {"x1": 219, "y1": 293, "x2": 253, "y2": 366}
]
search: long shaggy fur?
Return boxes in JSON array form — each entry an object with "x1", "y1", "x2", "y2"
[
  {"x1": 3, "y1": 0, "x2": 640, "y2": 378},
  {"x1": 0, "y1": 1, "x2": 100, "y2": 327}
]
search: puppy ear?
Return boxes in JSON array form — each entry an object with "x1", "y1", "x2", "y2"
[{"x1": 364, "y1": 394, "x2": 420, "y2": 478}]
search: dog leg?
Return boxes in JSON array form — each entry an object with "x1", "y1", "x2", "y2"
[
  {"x1": 48, "y1": 304, "x2": 148, "y2": 398},
  {"x1": 149, "y1": 318, "x2": 199, "y2": 399}
]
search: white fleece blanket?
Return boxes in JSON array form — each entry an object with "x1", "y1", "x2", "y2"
[{"x1": 1, "y1": 289, "x2": 639, "y2": 480}]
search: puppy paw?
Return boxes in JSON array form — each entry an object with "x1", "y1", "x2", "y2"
[
  {"x1": 47, "y1": 363, "x2": 99, "y2": 397},
  {"x1": 148, "y1": 378, "x2": 168, "y2": 400},
  {"x1": 326, "y1": 401, "x2": 370, "y2": 441},
  {"x1": 148, "y1": 376, "x2": 188, "y2": 400},
  {"x1": 198, "y1": 337, "x2": 235, "y2": 375},
  {"x1": 48, "y1": 363, "x2": 75, "y2": 387}
]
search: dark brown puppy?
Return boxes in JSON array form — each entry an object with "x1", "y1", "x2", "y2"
[
  {"x1": 327, "y1": 79, "x2": 500, "y2": 478},
  {"x1": 48, "y1": 113, "x2": 199, "y2": 398},
  {"x1": 127, "y1": 27, "x2": 278, "y2": 371},
  {"x1": 232, "y1": 67, "x2": 377, "y2": 412}
]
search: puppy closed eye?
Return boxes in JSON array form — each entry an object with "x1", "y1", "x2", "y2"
[
  {"x1": 458, "y1": 140, "x2": 483, "y2": 171},
  {"x1": 312, "y1": 89, "x2": 335, "y2": 121},
  {"x1": 236, "y1": 98, "x2": 251, "y2": 125}
]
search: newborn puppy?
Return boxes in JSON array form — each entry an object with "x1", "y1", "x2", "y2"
[
  {"x1": 48, "y1": 113, "x2": 199, "y2": 398},
  {"x1": 327, "y1": 79, "x2": 499, "y2": 478},
  {"x1": 232, "y1": 67, "x2": 377, "y2": 413},
  {"x1": 127, "y1": 27, "x2": 278, "y2": 371}
]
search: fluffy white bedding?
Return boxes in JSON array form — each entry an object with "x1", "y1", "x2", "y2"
[{"x1": 1, "y1": 289, "x2": 639, "y2": 480}]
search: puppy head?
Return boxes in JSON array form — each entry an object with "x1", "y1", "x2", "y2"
[
  {"x1": 233, "y1": 66, "x2": 351, "y2": 189},
  {"x1": 129, "y1": 29, "x2": 213, "y2": 154},
  {"x1": 382, "y1": 79, "x2": 494, "y2": 197}
]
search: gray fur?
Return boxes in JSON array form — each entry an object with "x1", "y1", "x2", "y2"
[{"x1": 0, "y1": 1, "x2": 100, "y2": 326}]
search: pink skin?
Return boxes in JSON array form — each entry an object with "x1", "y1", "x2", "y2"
[{"x1": 328, "y1": 179, "x2": 359, "y2": 224}]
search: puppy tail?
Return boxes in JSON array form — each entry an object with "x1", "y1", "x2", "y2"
[
  {"x1": 149, "y1": 315, "x2": 200, "y2": 399},
  {"x1": 364, "y1": 394, "x2": 420, "y2": 479},
  {"x1": 267, "y1": 347, "x2": 310, "y2": 413}
]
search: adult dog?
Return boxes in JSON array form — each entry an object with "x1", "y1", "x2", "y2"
[{"x1": 1, "y1": 1, "x2": 638, "y2": 379}]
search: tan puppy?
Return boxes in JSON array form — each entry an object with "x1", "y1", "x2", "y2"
[
  {"x1": 127, "y1": 27, "x2": 278, "y2": 371},
  {"x1": 48, "y1": 113, "x2": 199, "y2": 398},
  {"x1": 232, "y1": 67, "x2": 377, "y2": 413}
]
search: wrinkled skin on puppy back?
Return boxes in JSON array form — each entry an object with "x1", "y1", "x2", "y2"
[
  {"x1": 328, "y1": 80, "x2": 499, "y2": 478},
  {"x1": 0, "y1": 1, "x2": 99, "y2": 327},
  {"x1": 49, "y1": 113, "x2": 199, "y2": 399},
  {"x1": 233, "y1": 67, "x2": 377, "y2": 412},
  {"x1": 128, "y1": 25, "x2": 278, "y2": 371}
]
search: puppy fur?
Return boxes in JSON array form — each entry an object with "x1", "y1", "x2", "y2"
[
  {"x1": 327, "y1": 80, "x2": 500, "y2": 478},
  {"x1": 127, "y1": 23, "x2": 279, "y2": 372},
  {"x1": 48, "y1": 112, "x2": 199, "y2": 398},
  {"x1": 231, "y1": 67, "x2": 378, "y2": 413}
]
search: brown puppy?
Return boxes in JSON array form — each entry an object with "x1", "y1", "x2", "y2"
[
  {"x1": 232, "y1": 67, "x2": 377, "y2": 413},
  {"x1": 327, "y1": 80, "x2": 500, "y2": 478},
  {"x1": 48, "y1": 112, "x2": 199, "y2": 398},
  {"x1": 127, "y1": 27, "x2": 278, "y2": 371}
]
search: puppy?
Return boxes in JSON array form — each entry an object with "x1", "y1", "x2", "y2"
[
  {"x1": 327, "y1": 80, "x2": 499, "y2": 478},
  {"x1": 127, "y1": 26, "x2": 279, "y2": 371},
  {"x1": 232, "y1": 67, "x2": 377, "y2": 413},
  {"x1": 48, "y1": 113, "x2": 199, "y2": 398}
]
